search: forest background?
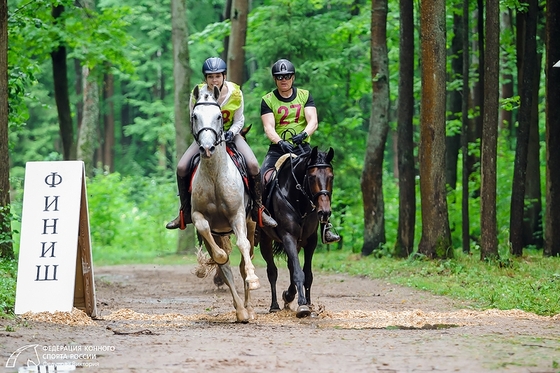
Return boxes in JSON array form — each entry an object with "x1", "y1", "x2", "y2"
[{"x1": 1, "y1": 0, "x2": 560, "y2": 315}]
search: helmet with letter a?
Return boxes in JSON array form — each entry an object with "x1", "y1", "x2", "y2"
[
  {"x1": 271, "y1": 59, "x2": 296, "y2": 76},
  {"x1": 202, "y1": 57, "x2": 227, "y2": 77}
]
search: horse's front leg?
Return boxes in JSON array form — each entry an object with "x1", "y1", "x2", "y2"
[
  {"x1": 231, "y1": 214, "x2": 260, "y2": 290},
  {"x1": 282, "y1": 235, "x2": 310, "y2": 318},
  {"x1": 192, "y1": 212, "x2": 227, "y2": 264},
  {"x1": 303, "y1": 233, "x2": 318, "y2": 306}
]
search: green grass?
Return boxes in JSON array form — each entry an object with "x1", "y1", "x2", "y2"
[
  {"x1": 0, "y1": 259, "x2": 17, "y2": 318},
  {"x1": 312, "y1": 248, "x2": 560, "y2": 316}
]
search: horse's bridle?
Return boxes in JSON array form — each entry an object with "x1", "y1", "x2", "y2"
[
  {"x1": 289, "y1": 155, "x2": 333, "y2": 212},
  {"x1": 191, "y1": 100, "x2": 224, "y2": 147}
]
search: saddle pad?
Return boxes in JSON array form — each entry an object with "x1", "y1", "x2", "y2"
[{"x1": 275, "y1": 153, "x2": 298, "y2": 170}]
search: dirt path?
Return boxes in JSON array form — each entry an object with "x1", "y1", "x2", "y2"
[{"x1": 2, "y1": 263, "x2": 559, "y2": 372}]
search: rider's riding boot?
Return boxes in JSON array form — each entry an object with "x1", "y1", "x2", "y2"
[
  {"x1": 166, "y1": 175, "x2": 192, "y2": 230},
  {"x1": 250, "y1": 172, "x2": 277, "y2": 228},
  {"x1": 322, "y1": 222, "x2": 341, "y2": 244}
]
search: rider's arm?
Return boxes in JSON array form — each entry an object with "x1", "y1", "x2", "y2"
[
  {"x1": 228, "y1": 84, "x2": 245, "y2": 136},
  {"x1": 262, "y1": 112, "x2": 282, "y2": 144},
  {"x1": 302, "y1": 106, "x2": 319, "y2": 138}
]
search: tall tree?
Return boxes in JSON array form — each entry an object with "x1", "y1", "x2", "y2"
[
  {"x1": 227, "y1": 0, "x2": 248, "y2": 85},
  {"x1": 510, "y1": 0, "x2": 538, "y2": 256},
  {"x1": 102, "y1": 72, "x2": 115, "y2": 172},
  {"x1": 0, "y1": 0, "x2": 13, "y2": 260},
  {"x1": 460, "y1": 0, "x2": 470, "y2": 254},
  {"x1": 76, "y1": 0, "x2": 99, "y2": 176},
  {"x1": 51, "y1": 5, "x2": 75, "y2": 161},
  {"x1": 395, "y1": 0, "x2": 415, "y2": 257},
  {"x1": 480, "y1": 0, "x2": 499, "y2": 260},
  {"x1": 361, "y1": 0, "x2": 389, "y2": 256},
  {"x1": 417, "y1": 0, "x2": 452, "y2": 259},
  {"x1": 445, "y1": 8, "x2": 464, "y2": 190},
  {"x1": 171, "y1": 0, "x2": 196, "y2": 252},
  {"x1": 544, "y1": 0, "x2": 560, "y2": 257}
]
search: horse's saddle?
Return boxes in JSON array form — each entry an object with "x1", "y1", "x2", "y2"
[
  {"x1": 188, "y1": 143, "x2": 251, "y2": 193},
  {"x1": 263, "y1": 153, "x2": 298, "y2": 212}
]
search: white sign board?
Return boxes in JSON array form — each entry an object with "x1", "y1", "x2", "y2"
[
  {"x1": 554, "y1": 60, "x2": 560, "y2": 68},
  {"x1": 15, "y1": 161, "x2": 97, "y2": 317}
]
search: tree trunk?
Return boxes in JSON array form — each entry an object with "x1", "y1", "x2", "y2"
[
  {"x1": 227, "y1": 0, "x2": 248, "y2": 85},
  {"x1": 395, "y1": 0, "x2": 415, "y2": 258},
  {"x1": 445, "y1": 10, "x2": 463, "y2": 191},
  {"x1": 103, "y1": 72, "x2": 115, "y2": 172},
  {"x1": 361, "y1": 0, "x2": 389, "y2": 256},
  {"x1": 74, "y1": 59, "x2": 83, "y2": 132},
  {"x1": 417, "y1": 0, "x2": 452, "y2": 259},
  {"x1": 500, "y1": 11, "x2": 514, "y2": 134},
  {"x1": 77, "y1": 65, "x2": 99, "y2": 177},
  {"x1": 544, "y1": 0, "x2": 560, "y2": 257},
  {"x1": 480, "y1": 0, "x2": 499, "y2": 260},
  {"x1": 171, "y1": 0, "x2": 196, "y2": 253},
  {"x1": 51, "y1": 5, "x2": 75, "y2": 161},
  {"x1": 510, "y1": 0, "x2": 538, "y2": 256},
  {"x1": 0, "y1": 0, "x2": 13, "y2": 260},
  {"x1": 460, "y1": 0, "x2": 470, "y2": 253}
]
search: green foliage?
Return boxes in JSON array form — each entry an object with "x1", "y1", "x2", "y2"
[
  {"x1": 85, "y1": 172, "x2": 180, "y2": 265},
  {"x1": 314, "y1": 249, "x2": 560, "y2": 316},
  {"x1": 0, "y1": 259, "x2": 17, "y2": 317}
]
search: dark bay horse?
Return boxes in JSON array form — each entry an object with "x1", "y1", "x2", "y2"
[
  {"x1": 190, "y1": 85, "x2": 259, "y2": 323},
  {"x1": 259, "y1": 147, "x2": 335, "y2": 318}
]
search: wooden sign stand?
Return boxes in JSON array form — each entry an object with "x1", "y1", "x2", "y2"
[{"x1": 14, "y1": 161, "x2": 97, "y2": 317}]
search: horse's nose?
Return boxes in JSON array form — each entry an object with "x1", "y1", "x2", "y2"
[
  {"x1": 317, "y1": 196, "x2": 332, "y2": 223},
  {"x1": 199, "y1": 145, "x2": 215, "y2": 158}
]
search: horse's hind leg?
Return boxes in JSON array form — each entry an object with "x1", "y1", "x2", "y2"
[
  {"x1": 260, "y1": 233, "x2": 280, "y2": 312},
  {"x1": 217, "y1": 263, "x2": 250, "y2": 323},
  {"x1": 239, "y1": 260, "x2": 256, "y2": 320}
]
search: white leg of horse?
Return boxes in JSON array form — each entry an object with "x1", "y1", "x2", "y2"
[
  {"x1": 192, "y1": 212, "x2": 228, "y2": 265},
  {"x1": 231, "y1": 217, "x2": 260, "y2": 290},
  {"x1": 218, "y1": 262, "x2": 250, "y2": 323},
  {"x1": 239, "y1": 260, "x2": 256, "y2": 320}
]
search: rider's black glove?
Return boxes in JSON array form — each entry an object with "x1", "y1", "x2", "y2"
[
  {"x1": 291, "y1": 131, "x2": 308, "y2": 145},
  {"x1": 224, "y1": 130, "x2": 234, "y2": 143},
  {"x1": 278, "y1": 140, "x2": 295, "y2": 154}
]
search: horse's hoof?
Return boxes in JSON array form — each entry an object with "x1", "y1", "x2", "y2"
[
  {"x1": 236, "y1": 309, "x2": 250, "y2": 323},
  {"x1": 247, "y1": 278, "x2": 260, "y2": 290},
  {"x1": 213, "y1": 249, "x2": 228, "y2": 265},
  {"x1": 296, "y1": 305, "x2": 311, "y2": 318},
  {"x1": 282, "y1": 290, "x2": 295, "y2": 304}
]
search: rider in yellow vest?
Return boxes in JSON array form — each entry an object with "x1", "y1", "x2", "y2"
[
  {"x1": 166, "y1": 57, "x2": 277, "y2": 230},
  {"x1": 260, "y1": 58, "x2": 340, "y2": 243}
]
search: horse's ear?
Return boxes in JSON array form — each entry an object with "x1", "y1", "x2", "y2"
[
  {"x1": 326, "y1": 147, "x2": 334, "y2": 163},
  {"x1": 311, "y1": 146, "x2": 318, "y2": 159},
  {"x1": 193, "y1": 85, "x2": 200, "y2": 100},
  {"x1": 212, "y1": 86, "x2": 220, "y2": 101}
]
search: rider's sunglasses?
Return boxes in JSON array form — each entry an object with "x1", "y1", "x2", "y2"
[{"x1": 275, "y1": 74, "x2": 293, "y2": 81}]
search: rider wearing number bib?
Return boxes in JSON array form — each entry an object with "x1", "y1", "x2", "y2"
[
  {"x1": 166, "y1": 57, "x2": 277, "y2": 230},
  {"x1": 260, "y1": 59, "x2": 340, "y2": 243}
]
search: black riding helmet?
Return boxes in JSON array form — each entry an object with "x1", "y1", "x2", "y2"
[
  {"x1": 202, "y1": 57, "x2": 227, "y2": 76},
  {"x1": 271, "y1": 59, "x2": 295, "y2": 76}
]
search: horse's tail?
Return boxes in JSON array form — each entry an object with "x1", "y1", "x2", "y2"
[{"x1": 272, "y1": 241, "x2": 286, "y2": 257}]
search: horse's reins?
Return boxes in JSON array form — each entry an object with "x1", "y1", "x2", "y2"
[
  {"x1": 191, "y1": 100, "x2": 224, "y2": 146},
  {"x1": 288, "y1": 154, "x2": 333, "y2": 217}
]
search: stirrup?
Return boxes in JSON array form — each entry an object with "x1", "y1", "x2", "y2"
[
  {"x1": 256, "y1": 206, "x2": 277, "y2": 228},
  {"x1": 322, "y1": 223, "x2": 340, "y2": 244}
]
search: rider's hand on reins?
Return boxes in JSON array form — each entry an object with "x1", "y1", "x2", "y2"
[
  {"x1": 278, "y1": 140, "x2": 295, "y2": 154},
  {"x1": 291, "y1": 131, "x2": 308, "y2": 145},
  {"x1": 224, "y1": 130, "x2": 234, "y2": 143}
]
